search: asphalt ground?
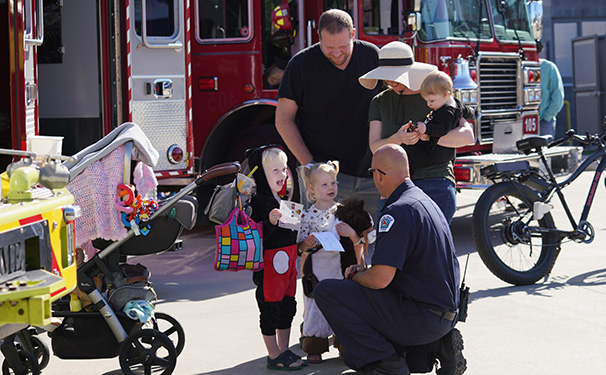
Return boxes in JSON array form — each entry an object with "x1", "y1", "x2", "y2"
[{"x1": 5, "y1": 171, "x2": 606, "y2": 374}]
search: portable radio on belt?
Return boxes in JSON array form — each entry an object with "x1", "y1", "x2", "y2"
[{"x1": 458, "y1": 254, "x2": 471, "y2": 322}]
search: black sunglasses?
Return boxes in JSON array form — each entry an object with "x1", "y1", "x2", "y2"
[{"x1": 368, "y1": 168, "x2": 386, "y2": 178}]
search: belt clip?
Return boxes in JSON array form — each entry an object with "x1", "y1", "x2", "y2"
[
  {"x1": 450, "y1": 309, "x2": 460, "y2": 327},
  {"x1": 439, "y1": 310, "x2": 449, "y2": 323}
]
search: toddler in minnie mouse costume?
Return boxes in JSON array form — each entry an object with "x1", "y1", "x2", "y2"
[{"x1": 247, "y1": 145, "x2": 306, "y2": 371}]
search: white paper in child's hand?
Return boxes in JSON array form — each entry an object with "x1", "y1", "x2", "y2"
[
  {"x1": 278, "y1": 200, "x2": 303, "y2": 231},
  {"x1": 311, "y1": 232, "x2": 345, "y2": 252}
]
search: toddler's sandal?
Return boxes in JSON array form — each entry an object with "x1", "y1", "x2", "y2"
[
  {"x1": 267, "y1": 351, "x2": 304, "y2": 371},
  {"x1": 283, "y1": 349, "x2": 308, "y2": 366}
]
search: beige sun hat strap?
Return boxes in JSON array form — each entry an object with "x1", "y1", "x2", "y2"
[{"x1": 378, "y1": 56, "x2": 414, "y2": 67}]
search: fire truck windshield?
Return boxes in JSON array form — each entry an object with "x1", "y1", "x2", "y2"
[
  {"x1": 418, "y1": 0, "x2": 491, "y2": 41},
  {"x1": 490, "y1": 0, "x2": 535, "y2": 42}
]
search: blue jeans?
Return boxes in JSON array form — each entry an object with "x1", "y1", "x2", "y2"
[
  {"x1": 414, "y1": 178, "x2": 456, "y2": 224},
  {"x1": 375, "y1": 178, "x2": 456, "y2": 224},
  {"x1": 540, "y1": 118, "x2": 556, "y2": 139}
]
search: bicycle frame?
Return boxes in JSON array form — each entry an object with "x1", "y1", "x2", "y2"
[
  {"x1": 530, "y1": 136, "x2": 606, "y2": 240},
  {"x1": 472, "y1": 118, "x2": 606, "y2": 285}
]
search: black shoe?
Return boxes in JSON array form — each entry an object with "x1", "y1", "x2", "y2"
[
  {"x1": 431, "y1": 328, "x2": 467, "y2": 375},
  {"x1": 356, "y1": 355, "x2": 410, "y2": 375}
]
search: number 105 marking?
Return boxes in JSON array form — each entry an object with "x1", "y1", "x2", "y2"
[{"x1": 524, "y1": 115, "x2": 538, "y2": 134}]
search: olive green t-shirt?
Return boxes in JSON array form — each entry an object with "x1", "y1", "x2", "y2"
[
  {"x1": 368, "y1": 89, "x2": 455, "y2": 183},
  {"x1": 368, "y1": 89, "x2": 429, "y2": 138}
]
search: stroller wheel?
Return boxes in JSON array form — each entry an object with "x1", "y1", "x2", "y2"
[
  {"x1": 119, "y1": 328, "x2": 177, "y2": 375},
  {"x1": 27, "y1": 335, "x2": 50, "y2": 370},
  {"x1": 149, "y1": 312, "x2": 185, "y2": 356},
  {"x1": 1, "y1": 350, "x2": 40, "y2": 375}
]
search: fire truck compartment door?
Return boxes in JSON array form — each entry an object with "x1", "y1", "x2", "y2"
[{"x1": 128, "y1": 0, "x2": 188, "y2": 173}]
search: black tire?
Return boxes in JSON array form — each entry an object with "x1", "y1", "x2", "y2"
[
  {"x1": 2, "y1": 350, "x2": 40, "y2": 375},
  {"x1": 119, "y1": 329, "x2": 177, "y2": 375},
  {"x1": 472, "y1": 182, "x2": 559, "y2": 285},
  {"x1": 150, "y1": 312, "x2": 185, "y2": 356},
  {"x1": 28, "y1": 336, "x2": 50, "y2": 370}
]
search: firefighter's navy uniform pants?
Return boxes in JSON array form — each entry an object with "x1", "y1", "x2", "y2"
[{"x1": 314, "y1": 279, "x2": 454, "y2": 371}]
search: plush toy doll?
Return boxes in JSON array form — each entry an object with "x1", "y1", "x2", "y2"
[{"x1": 333, "y1": 198, "x2": 375, "y2": 274}]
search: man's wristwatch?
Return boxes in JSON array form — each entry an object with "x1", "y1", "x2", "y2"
[{"x1": 347, "y1": 267, "x2": 361, "y2": 280}]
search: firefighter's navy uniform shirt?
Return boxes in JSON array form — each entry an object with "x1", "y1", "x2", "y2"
[
  {"x1": 312, "y1": 179, "x2": 461, "y2": 371},
  {"x1": 372, "y1": 180, "x2": 459, "y2": 312}
]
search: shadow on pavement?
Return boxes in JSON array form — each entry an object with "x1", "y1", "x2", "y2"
[
  {"x1": 469, "y1": 267, "x2": 606, "y2": 304},
  {"x1": 566, "y1": 268, "x2": 606, "y2": 286},
  {"x1": 135, "y1": 224, "x2": 259, "y2": 303},
  {"x1": 195, "y1": 356, "x2": 353, "y2": 375}
]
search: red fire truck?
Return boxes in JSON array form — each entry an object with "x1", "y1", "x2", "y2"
[{"x1": 2, "y1": 0, "x2": 580, "y2": 194}]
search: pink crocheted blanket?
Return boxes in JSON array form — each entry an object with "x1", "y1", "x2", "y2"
[{"x1": 67, "y1": 144, "x2": 157, "y2": 256}]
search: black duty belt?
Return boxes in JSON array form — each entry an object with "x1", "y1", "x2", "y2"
[{"x1": 428, "y1": 308, "x2": 457, "y2": 322}]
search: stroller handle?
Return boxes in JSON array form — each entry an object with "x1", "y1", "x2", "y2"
[
  {"x1": 195, "y1": 162, "x2": 241, "y2": 186},
  {"x1": 147, "y1": 161, "x2": 240, "y2": 223},
  {"x1": 89, "y1": 161, "x2": 241, "y2": 262}
]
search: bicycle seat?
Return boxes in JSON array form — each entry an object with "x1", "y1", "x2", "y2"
[{"x1": 516, "y1": 135, "x2": 552, "y2": 153}]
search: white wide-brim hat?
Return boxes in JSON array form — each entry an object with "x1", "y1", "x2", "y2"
[{"x1": 359, "y1": 41, "x2": 437, "y2": 91}]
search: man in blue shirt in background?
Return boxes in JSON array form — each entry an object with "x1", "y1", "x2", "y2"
[{"x1": 538, "y1": 42, "x2": 564, "y2": 139}]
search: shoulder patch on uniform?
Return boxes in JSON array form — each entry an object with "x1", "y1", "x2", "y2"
[{"x1": 378, "y1": 214, "x2": 395, "y2": 233}]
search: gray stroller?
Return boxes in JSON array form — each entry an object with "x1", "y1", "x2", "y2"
[{"x1": 8, "y1": 123, "x2": 240, "y2": 375}]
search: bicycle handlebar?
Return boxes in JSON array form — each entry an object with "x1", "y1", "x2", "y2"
[
  {"x1": 548, "y1": 129, "x2": 575, "y2": 148},
  {"x1": 548, "y1": 116, "x2": 606, "y2": 148}
]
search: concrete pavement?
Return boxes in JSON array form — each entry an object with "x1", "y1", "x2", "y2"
[{"x1": 16, "y1": 171, "x2": 606, "y2": 374}]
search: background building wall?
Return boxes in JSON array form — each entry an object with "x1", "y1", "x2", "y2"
[{"x1": 541, "y1": 0, "x2": 606, "y2": 135}]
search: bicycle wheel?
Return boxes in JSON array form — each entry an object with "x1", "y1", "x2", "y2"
[{"x1": 472, "y1": 182, "x2": 559, "y2": 285}]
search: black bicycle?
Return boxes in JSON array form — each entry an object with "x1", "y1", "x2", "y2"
[{"x1": 471, "y1": 117, "x2": 606, "y2": 286}]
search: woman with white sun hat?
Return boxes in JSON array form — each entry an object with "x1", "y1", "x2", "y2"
[{"x1": 359, "y1": 41, "x2": 474, "y2": 223}]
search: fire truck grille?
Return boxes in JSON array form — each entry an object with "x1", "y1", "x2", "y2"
[{"x1": 477, "y1": 56, "x2": 520, "y2": 142}]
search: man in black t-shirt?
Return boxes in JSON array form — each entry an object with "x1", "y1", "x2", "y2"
[{"x1": 276, "y1": 9, "x2": 380, "y2": 214}]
